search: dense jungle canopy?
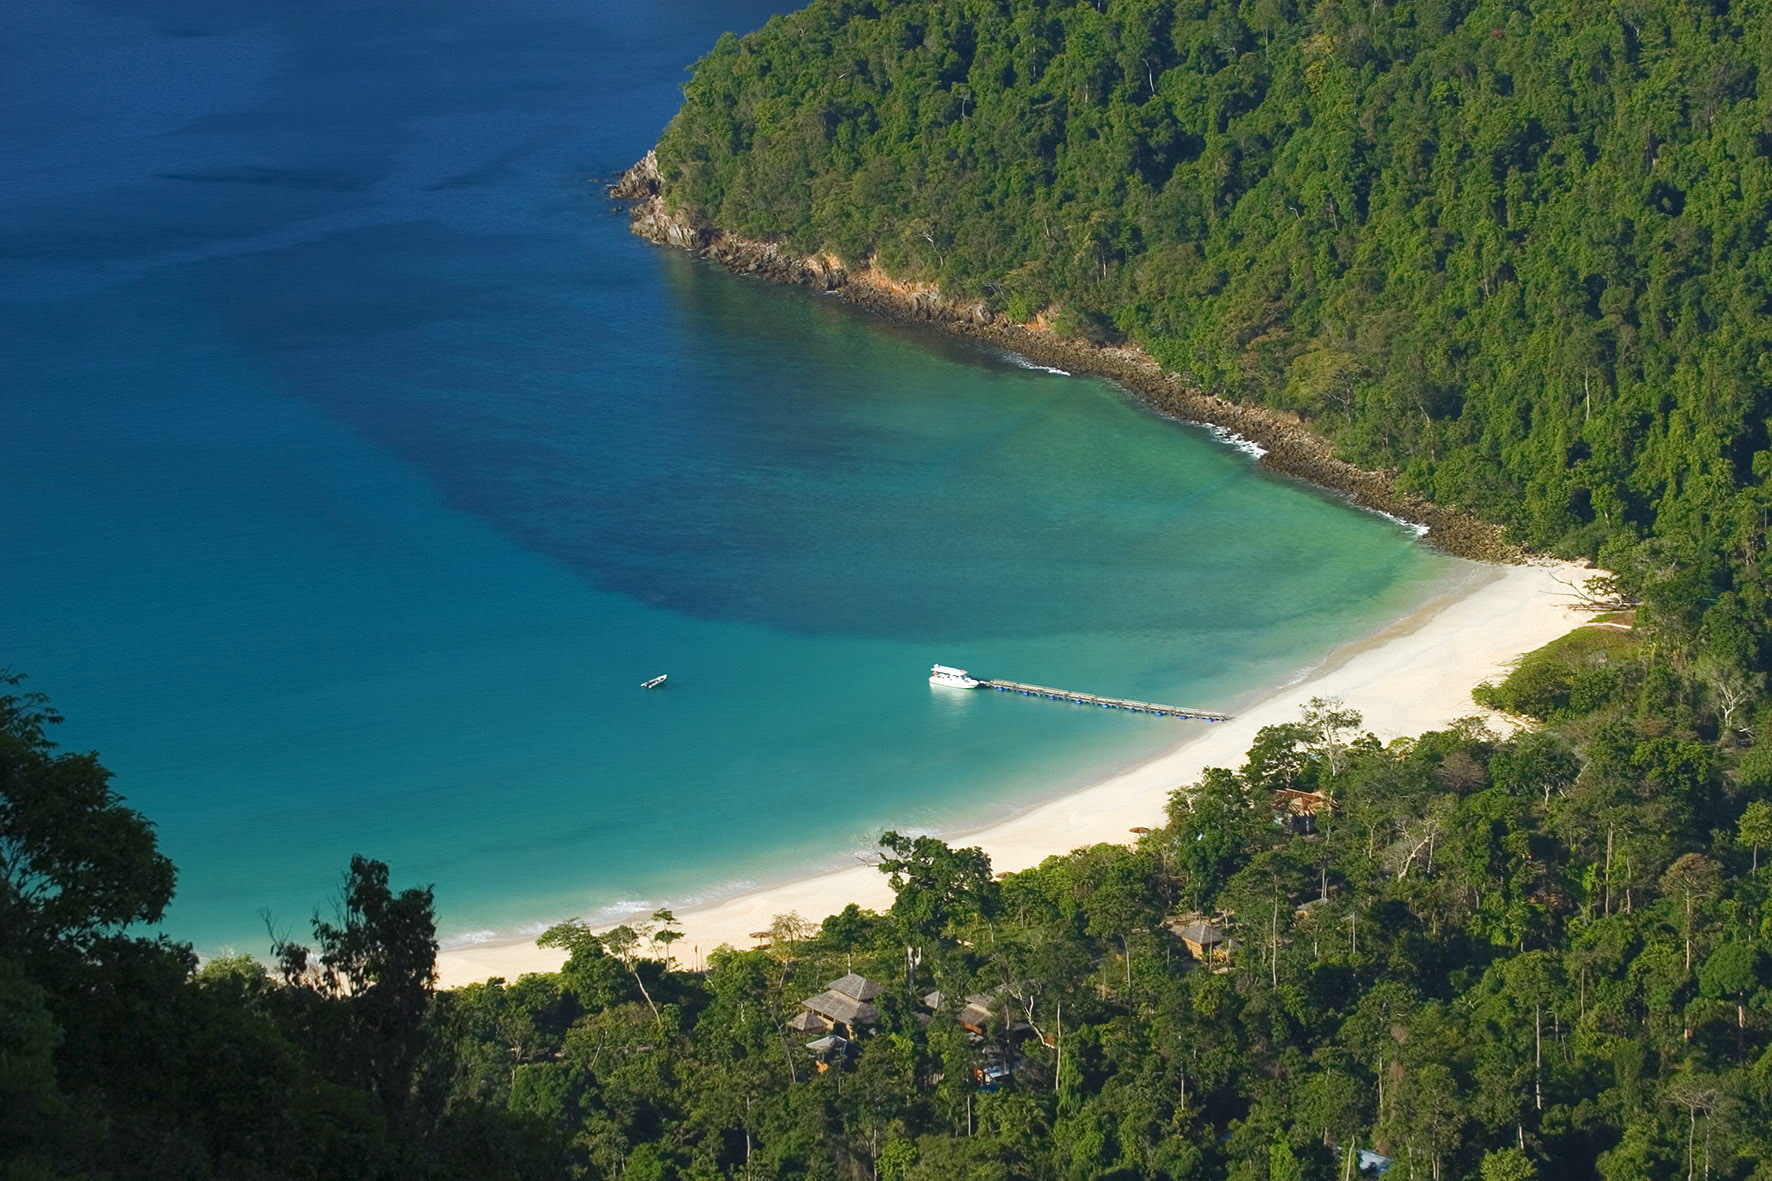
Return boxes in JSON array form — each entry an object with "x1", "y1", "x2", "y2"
[
  {"x1": 653, "y1": 0, "x2": 1772, "y2": 688},
  {"x1": 8, "y1": 652, "x2": 1772, "y2": 1179},
  {"x1": 9, "y1": 1, "x2": 1772, "y2": 1178}
]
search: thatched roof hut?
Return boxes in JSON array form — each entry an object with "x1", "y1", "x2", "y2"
[
  {"x1": 1163, "y1": 914, "x2": 1228, "y2": 964},
  {"x1": 802, "y1": 989, "x2": 880, "y2": 1029},
  {"x1": 923, "y1": 988, "x2": 1022, "y2": 1037},
  {"x1": 824, "y1": 973, "x2": 883, "y2": 1001},
  {"x1": 795, "y1": 972, "x2": 883, "y2": 1034},
  {"x1": 788, "y1": 1009, "x2": 828, "y2": 1034}
]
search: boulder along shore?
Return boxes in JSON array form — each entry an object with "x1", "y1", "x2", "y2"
[{"x1": 612, "y1": 151, "x2": 1520, "y2": 563}]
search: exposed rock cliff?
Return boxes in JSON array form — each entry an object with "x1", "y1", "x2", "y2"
[{"x1": 611, "y1": 157, "x2": 1520, "y2": 563}]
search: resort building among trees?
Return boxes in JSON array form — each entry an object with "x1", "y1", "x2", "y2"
[
  {"x1": 792, "y1": 972, "x2": 883, "y2": 1039},
  {"x1": 1164, "y1": 914, "x2": 1230, "y2": 967}
]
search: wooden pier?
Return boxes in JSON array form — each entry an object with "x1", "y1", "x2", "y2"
[{"x1": 977, "y1": 679, "x2": 1230, "y2": 723}]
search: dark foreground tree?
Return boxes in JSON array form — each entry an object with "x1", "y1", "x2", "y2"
[
  {"x1": 273, "y1": 855, "x2": 438, "y2": 1126},
  {"x1": 0, "y1": 671, "x2": 175, "y2": 960}
]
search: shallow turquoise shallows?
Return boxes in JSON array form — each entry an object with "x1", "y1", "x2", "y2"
[{"x1": 0, "y1": 0, "x2": 1464, "y2": 955}]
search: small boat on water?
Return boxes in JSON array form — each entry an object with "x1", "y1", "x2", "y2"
[
  {"x1": 640, "y1": 674, "x2": 668, "y2": 690},
  {"x1": 929, "y1": 664, "x2": 980, "y2": 689}
]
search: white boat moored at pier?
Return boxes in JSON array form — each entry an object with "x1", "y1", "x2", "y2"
[{"x1": 927, "y1": 665, "x2": 1230, "y2": 720}]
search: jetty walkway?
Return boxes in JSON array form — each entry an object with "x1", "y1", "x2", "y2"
[{"x1": 977, "y1": 679, "x2": 1230, "y2": 723}]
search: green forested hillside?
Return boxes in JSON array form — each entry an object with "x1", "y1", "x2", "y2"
[
  {"x1": 12, "y1": 3, "x2": 1772, "y2": 1177},
  {"x1": 12, "y1": 664, "x2": 1772, "y2": 1180},
  {"x1": 653, "y1": 0, "x2": 1772, "y2": 683}
]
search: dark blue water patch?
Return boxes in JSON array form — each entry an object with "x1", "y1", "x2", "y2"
[
  {"x1": 201, "y1": 222, "x2": 530, "y2": 340},
  {"x1": 1, "y1": 180, "x2": 374, "y2": 263},
  {"x1": 1, "y1": 0, "x2": 782, "y2": 281},
  {"x1": 171, "y1": 207, "x2": 1427, "y2": 643},
  {"x1": 154, "y1": 164, "x2": 384, "y2": 191}
]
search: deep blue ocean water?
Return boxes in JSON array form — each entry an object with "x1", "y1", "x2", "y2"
[{"x1": 0, "y1": 0, "x2": 1467, "y2": 954}]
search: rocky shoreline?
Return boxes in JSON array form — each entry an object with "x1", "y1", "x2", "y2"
[{"x1": 612, "y1": 152, "x2": 1521, "y2": 563}]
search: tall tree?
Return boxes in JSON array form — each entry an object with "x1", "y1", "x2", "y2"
[
  {"x1": 877, "y1": 831, "x2": 998, "y2": 945},
  {"x1": 0, "y1": 673, "x2": 176, "y2": 959},
  {"x1": 274, "y1": 855, "x2": 438, "y2": 1124}
]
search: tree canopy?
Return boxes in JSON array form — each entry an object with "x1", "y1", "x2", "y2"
[
  {"x1": 11, "y1": 0, "x2": 1772, "y2": 1172},
  {"x1": 0, "y1": 672, "x2": 175, "y2": 960},
  {"x1": 653, "y1": 0, "x2": 1772, "y2": 695}
]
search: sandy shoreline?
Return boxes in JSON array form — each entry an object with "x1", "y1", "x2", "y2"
[{"x1": 435, "y1": 558, "x2": 1593, "y2": 988}]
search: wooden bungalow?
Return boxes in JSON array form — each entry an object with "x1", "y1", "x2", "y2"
[
  {"x1": 787, "y1": 1009, "x2": 827, "y2": 1035},
  {"x1": 923, "y1": 988, "x2": 1032, "y2": 1041},
  {"x1": 794, "y1": 972, "x2": 882, "y2": 1038},
  {"x1": 1163, "y1": 913, "x2": 1230, "y2": 966},
  {"x1": 957, "y1": 998, "x2": 998, "y2": 1035}
]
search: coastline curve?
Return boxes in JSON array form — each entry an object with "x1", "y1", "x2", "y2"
[{"x1": 610, "y1": 151, "x2": 1520, "y2": 564}]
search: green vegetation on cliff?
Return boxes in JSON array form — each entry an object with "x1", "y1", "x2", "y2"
[{"x1": 653, "y1": 0, "x2": 1772, "y2": 690}]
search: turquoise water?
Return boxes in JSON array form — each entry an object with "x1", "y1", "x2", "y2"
[{"x1": 0, "y1": 0, "x2": 1464, "y2": 954}]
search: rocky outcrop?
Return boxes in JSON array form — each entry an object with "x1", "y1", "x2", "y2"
[
  {"x1": 607, "y1": 150, "x2": 661, "y2": 199},
  {"x1": 609, "y1": 158, "x2": 1520, "y2": 563}
]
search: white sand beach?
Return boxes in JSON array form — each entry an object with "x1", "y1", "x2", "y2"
[{"x1": 436, "y1": 559, "x2": 1594, "y2": 988}]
